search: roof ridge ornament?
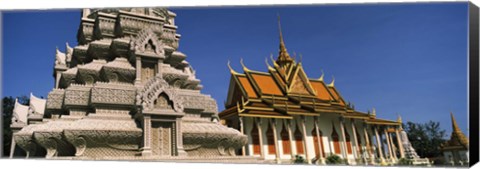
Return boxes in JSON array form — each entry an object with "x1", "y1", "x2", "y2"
[
  {"x1": 327, "y1": 76, "x2": 335, "y2": 87},
  {"x1": 265, "y1": 57, "x2": 274, "y2": 71},
  {"x1": 240, "y1": 58, "x2": 251, "y2": 72},
  {"x1": 318, "y1": 69, "x2": 324, "y2": 81},
  {"x1": 227, "y1": 60, "x2": 240, "y2": 75}
]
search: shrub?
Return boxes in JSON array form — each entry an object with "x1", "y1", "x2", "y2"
[
  {"x1": 397, "y1": 158, "x2": 412, "y2": 166},
  {"x1": 325, "y1": 154, "x2": 343, "y2": 165},
  {"x1": 293, "y1": 155, "x2": 306, "y2": 164}
]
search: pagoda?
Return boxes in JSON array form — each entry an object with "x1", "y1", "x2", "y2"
[
  {"x1": 219, "y1": 18, "x2": 406, "y2": 165},
  {"x1": 10, "y1": 8, "x2": 248, "y2": 160},
  {"x1": 440, "y1": 112, "x2": 469, "y2": 166}
]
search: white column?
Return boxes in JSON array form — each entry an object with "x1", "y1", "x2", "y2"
[
  {"x1": 314, "y1": 117, "x2": 325, "y2": 164},
  {"x1": 286, "y1": 120, "x2": 295, "y2": 159},
  {"x1": 374, "y1": 126, "x2": 385, "y2": 163},
  {"x1": 271, "y1": 119, "x2": 280, "y2": 163},
  {"x1": 339, "y1": 118, "x2": 348, "y2": 162},
  {"x1": 384, "y1": 129, "x2": 393, "y2": 163},
  {"x1": 351, "y1": 119, "x2": 359, "y2": 161},
  {"x1": 9, "y1": 137, "x2": 16, "y2": 158},
  {"x1": 256, "y1": 118, "x2": 265, "y2": 158},
  {"x1": 388, "y1": 132, "x2": 398, "y2": 160},
  {"x1": 240, "y1": 117, "x2": 246, "y2": 156},
  {"x1": 395, "y1": 127, "x2": 405, "y2": 158},
  {"x1": 363, "y1": 125, "x2": 375, "y2": 164},
  {"x1": 300, "y1": 116, "x2": 311, "y2": 164}
]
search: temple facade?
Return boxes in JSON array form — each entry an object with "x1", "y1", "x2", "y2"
[
  {"x1": 9, "y1": 8, "x2": 248, "y2": 160},
  {"x1": 440, "y1": 112, "x2": 469, "y2": 166},
  {"x1": 219, "y1": 20, "x2": 416, "y2": 165}
]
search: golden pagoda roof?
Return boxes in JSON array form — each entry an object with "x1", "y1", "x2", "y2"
[
  {"x1": 441, "y1": 112, "x2": 469, "y2": 151},
  {"x1": 219, "y1": 18, "x2": 399, "y2": 126}
]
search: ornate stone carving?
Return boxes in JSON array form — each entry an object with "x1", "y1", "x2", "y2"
[
  {"x1": 91, "y1": 82, "x2": 136, "y2": 106},
  {"x1": 46, "y1": 89, "x2": 65, "y2": 110},
  {"x1": 131, "y1": 28, "x2": 164, "y2": 56}
]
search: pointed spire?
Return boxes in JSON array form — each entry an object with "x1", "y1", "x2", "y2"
[
  {"x1": 372, "y1": 107, "x2": 376, "y2": 117},
  {"x1": 276, "y1": 14, "x2": 294, "y2": 67},
  {"x1": 327, "y1": 76, "x2": 335, "y2": 87},
  {"x1": 227, "y1": 60, "x2": 240, "y2": 75},
  {"x1": 450, "y1": 112, "x2": 461, "y2": 132},
  {"x1": 397, "y1": 114, "x2": 402, "y2": 123}
]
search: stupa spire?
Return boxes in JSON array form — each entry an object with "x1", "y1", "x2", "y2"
[
  {"x1": 450, "y1": 112, "x2": 461, "y2": 132},
  {"x1": 276, "y1": 14, "x2": 294, "y2": 68}
]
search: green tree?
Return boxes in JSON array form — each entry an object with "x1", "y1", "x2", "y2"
[
  {"x1": 2, "y1": 96, "x2": 29, "y2": 156},
  {"x1": 403, "y1": 121, "x2": 447, "y2": 158}
]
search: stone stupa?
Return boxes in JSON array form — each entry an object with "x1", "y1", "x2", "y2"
[{"x1": 11, "y1": 8, "x2": 248, "y2": 160}]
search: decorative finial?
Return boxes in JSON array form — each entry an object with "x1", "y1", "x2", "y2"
[
  {"x1": 270, "y1": 54, "x2": 279, "y2": 67},
  {"x1": 397, "y1": 113, "x2": 402, "y2": 123},
  {"x1": 372, "y1": 108, "x2": 376, "y2": 117},
  {"x1": 227, "y1": 60, "x2": 240, "y2": 75},
  {"x1": 240, "y1": 58, "x2": 251, "y2": 72},
  {"x1": 299, "y1": 53, "x2": 303, "y2": 63},
  {"x1": 276, "y1": 13, "x2": 293, "y2": 66},
  {"x1": 450, "y1": 112, "x2": 461, "y2": 132},
  {"x1": 265, "y1": 58, "x2": 274, "y2": 70},
  {"x1": 318, "y1": 69, "x2": 324, "y2": 81},
  {"x1": 327, "y1": 76, "x2": 335, "y2": 87}
]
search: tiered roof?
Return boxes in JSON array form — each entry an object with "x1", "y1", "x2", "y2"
[{"x1": 219, "y1": 19, "x2": 399, "y2": 126}]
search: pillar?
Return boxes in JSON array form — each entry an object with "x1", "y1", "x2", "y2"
[
  {"x1": 240, "y1": 117, "x2": 246, "y2": 156},
  {"x1": 271, "y1": 119, "x2": 281, "y2": 163},
  {"x1": 135, "y1": 56, "x2": 142, "y2": 86},
  {"x1": 141, "y1": 115, "x2": 152, "y2": 156},
  {"x1": 339, "y1": 117, "x2": 348, "y2": 163},
  {"x1": 9, "y1": 137, "x2": 16, "y2": 158},
  {"x1": 157, "y1": 59, "x2": 162, "y2": 76},
  {"x1": 286, "y1": 120, "x2": 295, "y2": 159},
  {"x1": 176, "y1": 118, "x2": 187, "y2": 156},
  {"x1": 351, "y1": 119, "x2": 359, "y2": 161},
  {"x1": 300, "y1": 116, "x2": 311, "y2": 164},
  {"x1": 384, "y1": 128, "x2": 393, "y2": 162},
  {"x1": 395, "y1": 127, "x2": 405, "y2": 158},
  {"x1": 388, "y1": 132, "x2": 398, "y2": 160},
  {"x1": 363, "y1": 125, "x2": 375, "y2": 164},
  {"x1": 374, "y1": 126, "x2": 385, "y2": 163},
  {"x1": 256, "y1": 118, "x2": 265, "y2": 158},
  {"x1": 314, "y1": 117, "x2": 325, "y2": 164}
]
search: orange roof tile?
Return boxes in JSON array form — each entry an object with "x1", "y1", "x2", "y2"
[
  {"x1": 310, "y1": 81, "x2": 333, "y2": 101},
  {"x1": 237, "y1": 76, "x2": 258, "y2": 98},
  {"x1": 328, "y1": 87, "x2": 345, "y2": 106},
  {"x1": 250, "y1": 73, "x2": 283, "y2": 95}
]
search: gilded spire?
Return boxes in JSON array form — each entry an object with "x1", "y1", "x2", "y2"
[
  {"x1": 276, "y1": 14, "x2": 294, "y2": 67},
  {"x1": 450, "y1": 112, "x2": 461, "y2": 132},
  {"x1": 445, "y1": 112, "x2": 469, "y2": 148}
]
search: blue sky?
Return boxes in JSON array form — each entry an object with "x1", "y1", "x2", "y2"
[{"x1": 2, "y1": 3, "x2": 469, "y2": 136}]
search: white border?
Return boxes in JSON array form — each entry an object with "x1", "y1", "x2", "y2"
[{"x1": 0, "y1": 0, "x2": 471, "y2": 10}]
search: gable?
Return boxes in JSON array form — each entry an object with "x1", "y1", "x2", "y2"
[{"x1": 287, "y1": 65, "x2": 316, "y2": 96}]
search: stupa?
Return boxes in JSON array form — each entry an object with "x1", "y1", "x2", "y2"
[{"x1": 11, "y1": 8, "x2": 248, "y2": 160}]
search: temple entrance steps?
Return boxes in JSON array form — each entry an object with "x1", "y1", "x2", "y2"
[{"x1": 53, "y1": 156, "x2": 268, "y2": 164}]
